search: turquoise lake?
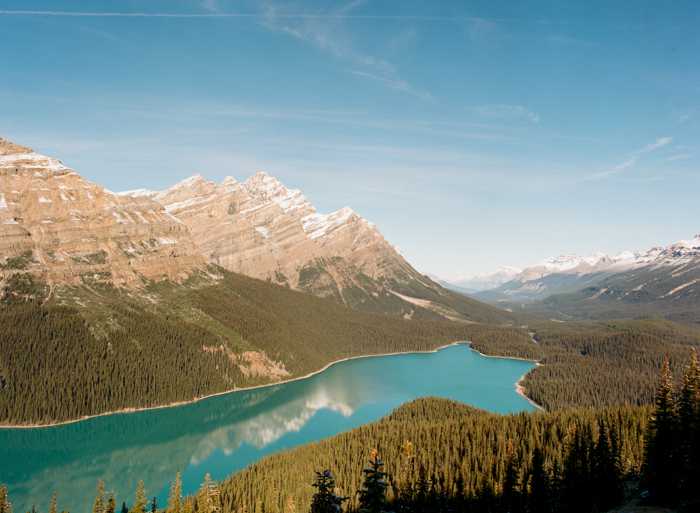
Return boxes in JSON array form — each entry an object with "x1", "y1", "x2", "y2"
[{"x1": 0, "y1": 343, "x2": 536, "y2": 513}]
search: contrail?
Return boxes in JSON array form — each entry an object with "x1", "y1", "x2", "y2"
[{"x1": 0, "y1": 11, "x2": 489, "y2": 21}]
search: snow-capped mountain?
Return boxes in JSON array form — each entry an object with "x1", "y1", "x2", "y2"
[
  {"x1": 469, "y1": 235, "x2": 700, "y2": 304},
  {"x1": 439, "y1": 266, "x2": 523, "y2": 293}
]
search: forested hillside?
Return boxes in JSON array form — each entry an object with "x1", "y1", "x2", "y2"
[
  {"x1": 471, "y1": 316, "x2": 700, "y2": 411},
  {"x1": 0, "y1": 268, "x2": 531, "y2": 425}
]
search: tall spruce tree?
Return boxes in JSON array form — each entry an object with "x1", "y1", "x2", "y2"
[
  {"x1": 357, "y1": 451, "x2": 389, "y2": 513},
  {"x1": 642, "y1": 358, "x2": 678, "y2": 505},
  {"x1": 677, "y1": 348, "x2": 700, "y2": 512},
  {"x1": 592, "y1": 420, "x2": 624, "y2": 511},
  {"x1": 168, "y1": 473, "x2": 184, "y2": 513},
  {"x1": 561, "y1": 424, "x2": 594, "y2": 513},
  {"x1": 93, "y1": 480, "x2": 106, "y2": 513},
  {"x1": 528, "y1": 445, "x2": 549, "y2": 513},
  {"x1": 309, "y1": 471, "x2": 347, "y2": 513},
  {"x1": 501, "y1": 440, "x2": 522, "y2": 513},
  {"x1": 48, "y1": 491, "x2": 57, "y2": 513},
  {"x1": 197, "y1": 473, "x2": 220, "y2": 513},
  {"x1": 105, "y1": 492, "x2": 116, "y2": 513},
  {"x1": 0, "y1": 484, "x2": 11, "y2": 513},
  {"x1": 132, "y1": 481, "x2": 148, "y2": 513}
]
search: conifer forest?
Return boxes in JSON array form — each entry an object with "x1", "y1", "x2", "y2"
[{"x1": 1, "y1": 271, "x2": 700, "y2": 512}]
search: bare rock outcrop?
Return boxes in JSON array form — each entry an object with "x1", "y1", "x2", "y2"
[
  {"x1": 0, "y1": 138, "x2": 205, "y2": 287},
  {"x1": 0, "y1": 136, "x2": 422, "y2": 300}
]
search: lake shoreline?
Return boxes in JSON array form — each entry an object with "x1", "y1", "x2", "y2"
[
  {"x1": 468, "y1": 347, "x2": 544, "y2": 411},
  {"x1": 1, "y1": 340, "x2": 541, "y2": 429}
]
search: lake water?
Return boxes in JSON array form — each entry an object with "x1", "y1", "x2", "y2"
[{"x1": 0, "y1": 343, "x2": 536, "y2": 513}]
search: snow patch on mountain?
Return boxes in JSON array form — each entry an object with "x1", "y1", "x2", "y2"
[{"x1": 535, "y1": 252, "x2": 607, "y2": 272}]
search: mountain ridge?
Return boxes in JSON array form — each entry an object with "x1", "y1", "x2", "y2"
[{"x1": 0, "y1": 136, "x2": 511, "y2": 324}]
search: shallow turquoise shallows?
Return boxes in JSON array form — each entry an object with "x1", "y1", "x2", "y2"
[{"x1": 0, "y1": 343, "x2": 536, "y2": 513}]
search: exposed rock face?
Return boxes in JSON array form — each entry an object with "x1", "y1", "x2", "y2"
[
  {"x1": 152, "y1": 171, "x2": 416, "y2": 295},
  {"x1": 0, "y1": 137, "x2": 205, "y2": 287},
  {"x1": 0, "y1": 137, "x2": 419, "y2": 301}
]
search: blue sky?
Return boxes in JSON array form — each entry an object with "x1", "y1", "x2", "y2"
[{"x1": 1, "y1": 1, "x2": 699, "y2": 279}]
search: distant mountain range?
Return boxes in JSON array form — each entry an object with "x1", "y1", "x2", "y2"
[
  {"x1": 0, "y1": 136, "x2": 510, "y2": 324},
  {"x1": 436, "y1": 236, "x2": 700, "y2": 324}
]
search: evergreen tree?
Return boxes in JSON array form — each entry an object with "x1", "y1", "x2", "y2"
[
  {"x1": 357, "y1": 450, "x2": 389, "y2": 513},
  {"x1": 132, "y1": 481, "x2": 149, "y2": 513},
  {"x1": 121, "y1": 501, "x2": 129, "y2": 513},
  {"x1": 49, "y1": 492, "x2": 57, "y2": 513},
  {"x1": 396, "y1": 441, "x2": 414, "y2": 507},
  {"x1": 642, "y1": 358, "x2": 678, "y2": 505},
  {"x1": 309, "y1": 471, "x2": 347, "y2": 513},
  {"x1": 151, "y1": 497, "x2": 157, "y2": 513},
  {"x1": 501, "y1": 440, "x2": 521, "y2": 513},
  {"x1": 94, "y1": 480, "x2": 106, "y2": 513},
  {"x1": 561, "y1": 424, "x2": 593, "y2": 513},
  {"x1": 414, "y1": 463, "x2": 429, "y2": 513},
  {"x1": 0, "y1": 484, "x2": 11, "y2": 513},
  {"x1": 106, "y1": 493, "x2": 116, "y2": 513},
  {"x1": 528, "y1": 446, "x2": 549, "y2": 513},
  {"x1": 168, "y1": 473, "x2": 184, "y2": 513},
  {"x1": 197, "y1": 473, "x2": 220, "y2": 513},
  {"x1": 592, "y1": 420, "x2": 623, "y2": 511},
  {"x1": 677, "y1": 348, "x2": 700, "y2": 512}
]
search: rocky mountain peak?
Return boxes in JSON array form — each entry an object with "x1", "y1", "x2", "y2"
[
  {"x1": 0, "y1": 138, "x2": 204, "y2": 288},
  {"x1": 0, "y1": 137, "x2": 34, "y2": 155}
]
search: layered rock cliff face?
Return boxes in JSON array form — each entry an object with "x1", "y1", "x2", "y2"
[
  {"x1": 0, "y1": 137, "x2": 205, "y2": 287},
  {"x1": 149, "y1": 171, "x2": 424, "y2": 302},
  {"x1": 0, "y1": 137, "x2": 426, "y2": 305}
]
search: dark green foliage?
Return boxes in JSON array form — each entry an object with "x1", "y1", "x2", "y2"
[
  {"x1": 0, "y1": 301, "x2": 245, "y2": 424},
  {"x1": 1, "y1": 273, "x2": 48, "y2": 306},
  {"x1": 527, "y1": 446, "x2": 548, "y2": 513},
  {"x1": 310, "y1": 471, "x2": 347, "y2": 513},
  {"x1": 0, "y1": 267, "x2": 536, "y2": 424},
  {"x1": 214, "y1": 397, "x2": 646, "y2": 513},
  {"x1": 640, "y1": 350, "x2": 700, "y2": 510},
  {"x1": 472, "y1": 316, "x2": 700, "y2": 410},
  {"x1": 641, "y1": 359, "x2": 677, "y2": 505},
  {"x1": 357, "y1": 452, "x2": 388, "y2": 513}
]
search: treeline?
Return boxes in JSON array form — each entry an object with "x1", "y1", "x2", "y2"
[
  {"x1": 0, "y1": 398, "x2": 649, "y2": 513},
  {"x1": 471, "y1": 316, "x2": 700, "y2": 410},
  {"x1": 0, "y1": 271, "x2": 532, "y2": 425}
]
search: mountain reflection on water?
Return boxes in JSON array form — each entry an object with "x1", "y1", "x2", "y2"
[{"x1": 0, "y1": 344, "x2": 536, "y2": 513}]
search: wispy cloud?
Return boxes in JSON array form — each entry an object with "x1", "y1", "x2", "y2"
[
  {"x1": 582, "y1": 135, "x2": 674, "y2": 181},
  {"x1": 644, "y1": 136, "x2": 673, "y2": 152},
  {"x1": 671, "y1": 108, "x2": 694, "y2": 124},
  {"x1": 351, "y1": 71, "x2": 432, "y2": 100},
  {"x1": 581, "y1": 157, "x2": 638, "y2": 181},
  {"x1": 663, "y1": 153, "x2": 695, "y2": 162},
  {"x1": 475, "y1": 105, "x2": 540, "y2": 123},
  {"x1": 615, "y1": 156, "x2": 639, "y2": 170}
]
